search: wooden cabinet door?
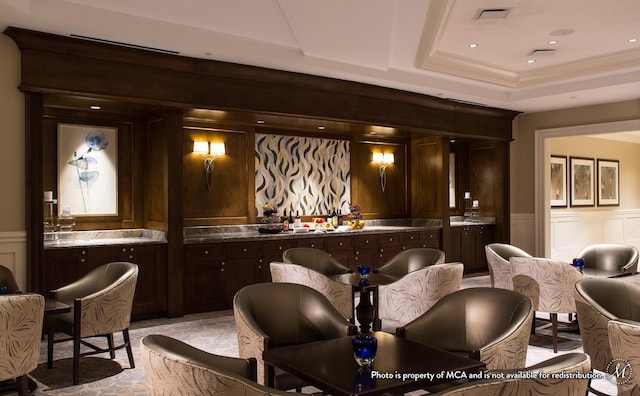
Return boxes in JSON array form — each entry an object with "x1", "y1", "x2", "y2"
[
  {"x1": 184, "y1": 244, "x2": 231, "y2": 313},
  {"x1": 475, "y1": 225, "x2": 494, "y2": 271},
  {"x1": 43, "y1": 247, "x2": 89, "y2": 295}
]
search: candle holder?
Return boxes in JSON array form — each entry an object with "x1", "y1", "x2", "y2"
[
  {"x1": 572, "y1": 258, "x2": 585, "y2": 273},
  {"x1": 352, "y1": 334, "x2": 377, "y2": 368},
  {"x1": 357, "y1": 264, "x2": 371, "y2": 280}
]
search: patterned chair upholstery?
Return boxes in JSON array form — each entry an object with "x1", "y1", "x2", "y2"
[
  {"x1": 233, "y1": 282, "x2": 356, "y2": 388},
  {"x1": 511, "y1": 256, "x2": 585, "y2": 353},
  {"x1": 47, "y1": 262, "x2": 138, "y2": 385},
  {"x1": 140, "y1": 334, "x2": 299, "y2": 396},
  {"x1": 0, "y1": 264, "x2": 21, "y2": 294},
  {"x1": 574, "y1": 278, "x2": 640, "y2": 396},
  {"x1": 376, "y1": 248, "x2": 445, "y2": 277},
  {"x1": 270, "y1": 261, "x2": 353, "y2": 319},
  {"x1": 429, "y1": 352, "x2": 591, "y2": 395},
  {"x1": 396, "y1": 287, "x2": 533, "y2": 370},
  {"x1": 577, "y1": 243, "x2": 639, "y2": 275},
  {"x1": 282, "y1": 247, "x2": 351, "y2": 276},
  {"x1": 377, "y1": 262, "x2": 463, "y2": 325},
  {"x1": 485, "y1": 243, "x2": 532, "y2": 290},
  {"x1": 0, "y1": 293, "x2": 44, "y2": 396},
  {"x1": 608, "y1": 319, "x2": 640, "y2": 396}
]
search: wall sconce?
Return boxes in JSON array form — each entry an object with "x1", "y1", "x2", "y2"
[
  {"x1": 193, "y1": 141, "x2": 225, "y2": 191},
  {"x1": 372, "y1": 152, "x2": 394, "y2": 192}
]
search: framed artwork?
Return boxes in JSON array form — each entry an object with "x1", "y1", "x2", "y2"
[
  {"x1": 597, "y1": 159, "x2": 620, "y2": 206},
  {"x1": 58, "y1": 123, "x2": 118, "y2": 216},
  {"x1": 550, "y1": 155, "x2": 567, "y2": 208},
  {"x1": 570, "y1": 157, "x2": 595, "y2": 207}
]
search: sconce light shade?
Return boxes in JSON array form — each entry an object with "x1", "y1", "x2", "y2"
[
  {"x1": 383, "y1": 153, "x2": 394, "y2": 164},
  {"x1": 372, "y1": 151, "x2": 394, "y2": 192},
  {"x1": 210, "y1": 142, "x2": 225, "y2": 156},
  {"x1": 193, "y1": 141, "x2": 209, "y2": 154},
  {"x1": 372, "y1": 152, "x2": 385, "y2": 163}
]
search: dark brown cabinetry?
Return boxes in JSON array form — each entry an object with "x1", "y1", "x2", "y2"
[
  {"x1": 43, "y1": 243, "x2": 167, "y2": 319},
  {"x1": 446, "y1": 225, "x2": 494, "y2": 274}
]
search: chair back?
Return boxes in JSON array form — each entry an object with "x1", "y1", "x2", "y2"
[
  {"x1": 0, "y1": 265, "x2": 21, "y2": 293},
  {"x1": 511, "y1": 256, "x2": 584, "y2": 314},
  {"x1": 376, "y1": 248, "x2": 445, "y2": 276},
  {"x1": 141, "y1": 334, "x2": 295, "y2": 396},
  {"x1": 574, "y1": 278, "x2": 640, "y2": 372},
  {"x1": 404, "y1": 287, "x2": 531, "y2": 352},
  {"x1": 485, "y1": 243, "x2": 531, "y2": 289},
  {"x1": 608, "y1": 319, "x2": 640, "y2": 396},
  {"x1": 282, "y1": 247, "x2": 350, "y2": 276},
  {"x1": 577, "y1": 243, "x2": 639, "y2": 273},
  {"x1": 0, "y1": 293, "x2": 45, "y2": 381}
]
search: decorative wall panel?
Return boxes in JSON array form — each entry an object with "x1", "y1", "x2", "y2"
[{"x1": 255, "y1": 134, "x2": 350, "y2": 216}]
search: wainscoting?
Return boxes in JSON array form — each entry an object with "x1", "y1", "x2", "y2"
[
  {"x1": 510, "y1": 213, "x2": 535, "y2": 255},
  {"x1": 0, "y1": 231, "x2": 27, "y2": 289},
  {"x1": 550, "y1": 209, "x2": 640, "y2": 262}
]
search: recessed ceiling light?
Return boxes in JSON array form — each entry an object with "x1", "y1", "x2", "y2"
[
  {"x1": 548, "y1": 40, "x2": 558, "y2": 45},
  {"x1": 527, "y1": 59, "x2": 536, "y2": 64},
  {"x1": 256, "y1": 120, "x2": 265, "y2": 124},
  {"x1": 469, "y1": 43, "x2": 478, "y2": 48},
  {"x1": 630, "y1": 38, "x2": 638, "y2": 43},
  {"x1": 317, "y1": 126, "x2": 325, "y2": 130},
  {"x1": 90, "y1": 105, "x2": 101, "y2": 110}
]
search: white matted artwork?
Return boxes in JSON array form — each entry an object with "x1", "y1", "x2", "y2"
[{"x1": 58, "y1": 124, "x2": 118, "y2": 216}]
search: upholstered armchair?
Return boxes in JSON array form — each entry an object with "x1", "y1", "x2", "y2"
[
  {"x1": 577, "y1": 243, "x2": 639, "y2": 275},
  {"x1": 511, "y1": 256, "x2": 585, "y2": 353},
  {"x1": 233, "y1": 282, "x2": 356, "y2": 388},
  {"x1": 377, "y1": 262, "x2": 463, "y2": 325},
  {"x1": 608, "y1": 319, "x2": 640, "y2": 396},
  {"x1": 0, "y1": 264, "x2": 21, "y2": 293},
  {"x1": 574, "y1": 278, "x2": 640, "y2": 396},
  {"x1": 47, "y1": 261, "x2": 138, "y2": 385},
  {"x1": 0, "y1": 293, "x2": 44, "y2": 396},
  {"x1": 282, "y1": 247, "x2": 351, "y2": 276},
  {"x1": 270, "y1": 261, "x2": 353, "y2": 319},
  {"x1": 396, "y1": 287, "x2": 533, "y2": 370},
  {"x1": 429, "y1": 352, "x2": 591, "y2": 396},
  {"x1": 485, "y1": 243, "x2": 532, "y2": 290},
  {"x1": 141, "y1": 334, "x2": 298, "y2": 396},
  {"x1": 376, "y1": 248, "x2": 445, "y2": 277}
]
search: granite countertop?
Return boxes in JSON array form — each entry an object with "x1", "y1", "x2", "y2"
[
  {"x1": 44, "y1": 229, "x2": 167, "y2": 249},
  {"x1": 449, "y1": 216, "x2": 496, "y2": 227},
  {"x1": 184, "y1": 218, "x2": 442, "y2": 244}
]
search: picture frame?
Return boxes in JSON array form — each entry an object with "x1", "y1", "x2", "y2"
[
  {"x1": 58, "y1": 123, "x2": 118, "y2": 216},
  {"x1": 569, "y1": 156, "x2": 595, "y2": 207},
  {"x1": 550, "y1": 155, "x2": 567, "y2": 208},
  {"x1": 597, "y1": 159, "x2": 619, "y2": 206}
]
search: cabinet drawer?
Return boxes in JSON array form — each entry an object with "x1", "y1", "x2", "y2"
[
  {"x1": 227, "y1": 242, "x2": 263, "y2": 258},
  {"x1": 379, "y1": 234, "x2": 399, "y2": 244},
  {"x1": 326, "y1": 236, "x2": 353, "y2": 251},
  {"x1": 262, "y1": 239, "x2": 296, "y2": 260},
  {"x1": 185, "y1": 244, "x2": 225, "y2": 260},
  {"x1": 354, "y1": 235, "x2": 379, "y2": 249},
  {"x1": 400, "y1": 231, "x2": 421, "y2": 243},
  {"x1": 421, "y1": 230, "x2": 440, "y2": 242},
  {"x1": 295, "y1": 238, "x2": 325, "y2": 249}
]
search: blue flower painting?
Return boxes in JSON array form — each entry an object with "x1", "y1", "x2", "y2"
[{"x1": 58, "y1": 124, "x2": 118, "y2": 216}]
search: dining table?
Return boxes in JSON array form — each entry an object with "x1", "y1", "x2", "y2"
[
  {"x1": 332, "y1": 272, "x2": 400, "y2": 333},
  {"x1": 263, "y1": 331, "x2": 486, "y2": 396}
]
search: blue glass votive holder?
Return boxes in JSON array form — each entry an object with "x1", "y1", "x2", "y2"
[
  {"x1": 0, "y1": 286, "x2": 7, "y2": 295},
  {"x1": 357, "y1": 264, "x2": 371, "y2": 279},
  {"x1": 572, "y1": 258, "x2": 585, "y2": 273},
  {"x1": 352, "y1": 334, "x2": 377, "y2": 368}
]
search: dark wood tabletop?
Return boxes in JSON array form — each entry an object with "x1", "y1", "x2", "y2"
[
  {"x1": 44, "y1": 298, "x2": 71, "y2": 315},
  {"x1": 332, "y1": 273, "x2": 400, "y2": 289},
  {"x1": 263, "y1": 331, "x2": 486, "y2": 396}
]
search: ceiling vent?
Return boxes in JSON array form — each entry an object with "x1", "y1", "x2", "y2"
[
  {"x1": 473, "y1": 8, "x2": 512, "y2": 20},
  {"x1": 528, "y1": 49, "x2": 556, "y2": 56}
]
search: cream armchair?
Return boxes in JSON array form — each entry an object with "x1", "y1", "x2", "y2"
[
  {"x1": 282, "y1": 247, "x2": 351, "y2": 276},
  {"x1": 577, "y1": 243, "x2": 639, "y2": 276},
  {"x1": 0, "y1": 293, "x2": 44, "y2": 396},
  {"x1": 397, "y1": 287, "x2": 533, "y2": 370},
  {"x1": 376, "y1": 248, "x2": 445, "y2": 277},
  {"x1": 270, "y1": 261, "x2": 353, "y2": 319},
  {"x1": 377, "y1": 262, "x2": 463, "y2": 325},
  {"x1": 47, "y1": 261, "x2": 138, "y2": 385},
  {"x1": 608, "y1": 319, "x2": 640, "y2": 396},
  {"x1": 485, "y1": 243, "x2": 532, "y2": 290},
  {"x1": 511, "y1": 256, "x2": 585, "y2": 353},
  {"x1": 141, "y1": 334, "x2": 299, "y2": 396}
]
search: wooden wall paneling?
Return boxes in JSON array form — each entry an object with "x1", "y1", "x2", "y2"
[
  {"x1": 352, "y1": 141, "x2": 409, "y2": 219},
  {"x1": 182, "y1": 127, "x2": 250, "y2": 226},
  {"x1": 145, "y1": 115, "x2": 166, "y2": 228},
  {"x1": 411, "y1": 137, "x2": 445, "y2": 219}
]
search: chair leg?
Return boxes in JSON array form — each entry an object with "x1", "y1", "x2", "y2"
[
  {"x1": 551, "y1": 313, "x2": 558, "y2": 353},
  {"x1": 47, "y1": 329, "x2": 55, "y2": 369},
  {"x1": 15, "y1": 375, "x2": 28, "y2": 396},
  {"x1": 123, "y1": 328, "x2": 135, "y2": 368},
  {"x1": 73, "y1": 333, "x2": 81, "y2": 385},
  {"x1": 107, "y1": 333, "x2": 116, "y2": 359}
]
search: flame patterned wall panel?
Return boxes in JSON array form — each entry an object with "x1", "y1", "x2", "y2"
[{"x1": 255, "y1": 134, "x2": 350, "y2": 216}]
